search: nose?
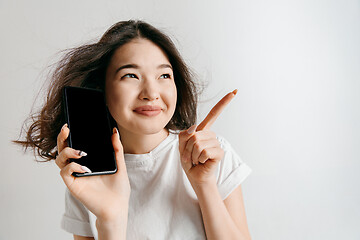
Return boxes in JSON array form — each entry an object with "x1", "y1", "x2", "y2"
[{"x1": 138, "y1": 79, "x2": 160, "y2": 101}]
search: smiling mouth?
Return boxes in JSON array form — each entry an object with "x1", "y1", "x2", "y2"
[{"x1": 133, "y1": 105, "x2": 162, "y2": 117}]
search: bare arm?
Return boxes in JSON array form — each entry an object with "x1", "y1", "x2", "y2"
[
  {"x1": 193, "y1": 181, "x2": 251, "y2": 240},
  {"x1": 179, "y1": 91, "x2": 251, "y2": 239},
  {"x1": 72, "y1": 214, "x2": 128, "y2": 240},
  {"x1": 223, "y1": 185, "x2": 251, "y2": 237},
  {"x1": 57, "y1": 127, "x2": 129, "y2": 240}
]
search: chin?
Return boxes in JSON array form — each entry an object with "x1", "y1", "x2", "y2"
[
  {"x1": 123, "y1": 121, "x2": 168, "y2": 136},
  {"x1": 139, "y1": 126, "x2": 168, "y2": 135}
]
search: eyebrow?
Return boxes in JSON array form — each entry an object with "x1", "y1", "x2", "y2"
[
  {"x1": 115, "y1": 63, "x2": 173, "y2": 73},
  {"x1": 158, "y1": 64, "x2": 173, "y2": 70}
]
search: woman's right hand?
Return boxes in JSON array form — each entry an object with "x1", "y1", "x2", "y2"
[{"x1": 55, "y1": 124, "x2": 131, "y2": 222}]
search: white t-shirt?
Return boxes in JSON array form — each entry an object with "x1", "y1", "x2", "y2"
[{"x1": 61, "y1": 131, "x2": 252, "y2": 239}]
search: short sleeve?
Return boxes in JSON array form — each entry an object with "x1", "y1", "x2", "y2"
[
  {"x1": 61, "y1": 188, "x2": 94, "y2": 237},
  {"x1": 215, "y1": 136, "x2": 252, "y2": 200}
]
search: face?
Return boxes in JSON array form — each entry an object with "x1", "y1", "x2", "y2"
[{"x1": 105, "y1": 38, "x2": 177, "y2": 136}]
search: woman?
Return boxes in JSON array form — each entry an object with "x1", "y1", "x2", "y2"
[{"x1": 16, "y1": 20, "x2": 252, "y2": 240}]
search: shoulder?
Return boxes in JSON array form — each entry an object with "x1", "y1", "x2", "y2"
[
  {"x1": 216, "y1": 134, "x2": 234, "y2": 151},
  {"x1": 215, "y1": 134, "x2": 244, "y2": 168},
  {"x1": 213, "y1": 135, "x2": 252, "y2": 200}
]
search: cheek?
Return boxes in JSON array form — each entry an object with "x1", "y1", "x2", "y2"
[
  {"x1": 172, "y1": 87, "x2": 177, "y2": 108},
  {"x1": 106, "y1": 83, "x2": 128, "y2": 115},
  {"x1": 106, "y1": 85, "x2": 119, "y2": 108},
  {"x1": 165, "y1": 83, "x2": 177, "y2": 111},
  {"x1": 106, "y1": 82, "x2": 140, "y2": 115}
]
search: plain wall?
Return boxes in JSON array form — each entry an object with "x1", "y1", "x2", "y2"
[{"x1": 1, "y1": 0, "x2": 359, "y2": 239}]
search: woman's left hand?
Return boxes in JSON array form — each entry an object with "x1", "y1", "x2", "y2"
[
  {"x1": 179, "y1": 127, "x2": 224, "y2": 186},
  {"x1": 179, "y1": 90, "x2": 237, "y2": 188}
]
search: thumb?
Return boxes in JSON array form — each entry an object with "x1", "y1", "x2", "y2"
[
  {"x1": 111, "y1": 127, "x2": 127, "y2": 174},
  {"x1": 179, "y1": 125, "x2": 197, "y2": 172},
  {"x1": 178, "y1": 125, "x2": 196, "y2": 153},
  {"x1": 180, "y1": 151, "x2": 193, "y2": 173}
]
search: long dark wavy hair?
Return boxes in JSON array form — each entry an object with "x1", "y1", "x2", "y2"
[{"x1": 15, "y1": 20, "x2": 200, "y2": 161}]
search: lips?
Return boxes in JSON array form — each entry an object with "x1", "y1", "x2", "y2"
[{"x1": 133, "y1": 105, "x2": 162, "y2": 116}]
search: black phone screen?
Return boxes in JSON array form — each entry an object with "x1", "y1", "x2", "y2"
[{"x1": 63, "y1": 86, "x2": 117, "y2": 176}]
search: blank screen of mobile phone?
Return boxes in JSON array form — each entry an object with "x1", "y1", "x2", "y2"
[{"x1": 65, "y1": 87, "x2": 116, "y2": 174}]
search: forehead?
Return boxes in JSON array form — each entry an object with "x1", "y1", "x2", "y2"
[{"x1": 109, "y1": 38, "x2": 171, "y2": 68}]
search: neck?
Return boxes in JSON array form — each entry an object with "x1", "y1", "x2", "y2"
[{"x1": 117, "y1": 127, "x2": 169, "y2": 154}]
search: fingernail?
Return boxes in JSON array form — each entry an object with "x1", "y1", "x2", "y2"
[
  {"x1": 113, "y1": 127, "x2": 118, "y2": 134},
  {"x1": 78, "y1": 150, "x2": 87, "y2": 157},
  {"x1": 81, "y1": 166, "x2": 92, "y2": 173},
  {"x1": 232, "y1": 89, "x2": 238, "y2": 95},
  {"x1": 187, "y1": 125, "x2": 197, "y2": 134},
  {"x1": 61, "y1": 123, "x2": 68, "y2": 131}
]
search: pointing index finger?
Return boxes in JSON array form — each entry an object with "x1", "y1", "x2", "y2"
[{"x1": 196, "y1": 89, "x2": 237, "y2": 131}]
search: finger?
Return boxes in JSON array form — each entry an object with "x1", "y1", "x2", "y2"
[
  {"x1": 198, "y1": 147, "x2": 224, "y2": 166},
  {"x1": 191, "y1": 139, "x2": 221, "y2": 165},
  {"x1": 111, "y1": 127, "x2": 126, "y2": 174},
  {"x1": 183, "y1": 136, "x2": 196, "y2": 165},
  {"x1": 178, "y1": 125, "x2": 197, "y2": 154},
  {"x1": 197, "y1": 89, "x2": 237, "y2": 131},
  {"x1": 183, "y1": 131, "x2": 216, "y2": 164},
  {"x1": 55, "y1": 147, "x2": 86, "y2": 169},
  {"x1": 179, "y1": 125, "x2": 197, "y2": 172},
  {"x1": 60, "y1": 162, "x2": 90, "y2": 187},
  {"x1": 181, "y1": 127, "x2": 211, "y2": 164},
  {"x1": 57, "y1": 123, "x2": 69, "y2": 152},
  {"x1": 180, "y1": 150, "x2": 193, "y2": 173}
]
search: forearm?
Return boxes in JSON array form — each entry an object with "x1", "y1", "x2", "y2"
[
  {"x1": 96, "y1": 210, "x2": 128, "y2": 240},
  {"x1": 193, "y1": 178, "x2": 249, "y2": 240}
]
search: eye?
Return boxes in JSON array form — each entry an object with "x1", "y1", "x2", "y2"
[
  {"x1": 122, "y1": 73, "x2": 138, "y2": 79},
  {"x1": 159, "y1": 74, "x2": 171, "y2": 79}
]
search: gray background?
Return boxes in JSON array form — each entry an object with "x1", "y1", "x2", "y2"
[{"x1": 1, "y1": 0, "x2": 359, "y2": 239}]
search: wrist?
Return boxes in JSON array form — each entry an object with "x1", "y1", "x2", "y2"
[
  {"x1": 96, "y1": 212, "x2": 128, "y2": 240},
  {"x1": 96, "y1": 205, "x2": 129, "y2": 223},
  {"x1": 95, "y1": 197, "x2": 130, "y2": 221},
  {"x1": 96, "y1": 216, "x2": 127, "y2": 228},
  {"x1": 190, "y1": 176, "x2": 217, "y2": 194}
]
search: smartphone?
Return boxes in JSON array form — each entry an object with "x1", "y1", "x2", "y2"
[{"x1": 62, "y1": 86, "x2": 117, "y2": 177}]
